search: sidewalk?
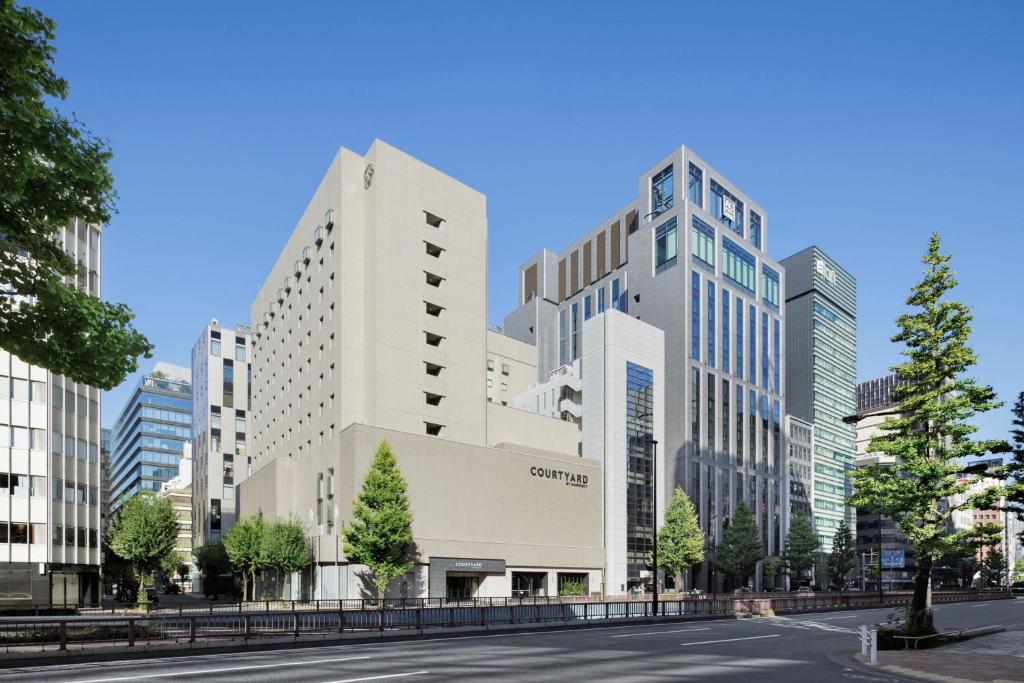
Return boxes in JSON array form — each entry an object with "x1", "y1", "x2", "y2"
[{"x1": 857, "y1": 630, "x2": 1024, "y2": 683}]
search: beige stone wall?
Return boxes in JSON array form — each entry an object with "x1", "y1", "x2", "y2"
[
  {"x1": 485, "y1": 402, "x2": 580, "y2": 456},
  {"x1": 485, "y1": 329, "x2": 536, "y2": 405},
  {"x1": 238, "y1": 423, "x2": 601, "y2": 571}
]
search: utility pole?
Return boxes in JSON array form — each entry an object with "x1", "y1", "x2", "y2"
[{"x1": 651, "y1": 438, "x2": 659, "y2": 616}]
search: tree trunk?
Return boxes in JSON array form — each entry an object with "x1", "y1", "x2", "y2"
[
  {"x1": 908, "y1": 554, "x2": 935, "y2": 634},
  {"x1": 376, "y1": 573, "x2": 388, "y2": 606}
]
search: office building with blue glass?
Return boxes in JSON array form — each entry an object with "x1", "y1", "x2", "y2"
[
  {"x1": 107, "y1": 363, "x2": 192, "y2": 512},
  {"x1": 506, "y1": 146, "x2": 788, "y2": 591},
  {"x1": 780, "y1": 246, "x2": 857, "y2": 552}
]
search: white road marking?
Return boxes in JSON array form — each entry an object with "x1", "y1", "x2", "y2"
[
  {"x1": 679, "y1": 634, "x2": 781, "y2": 646},
  {"x1": 321, "y1": 674, "x2": 429, "y2": 683},
  {"x1": 611, "y1": 627, "x2": 711, "y2": 638},
  {"x1": 68, "y1": 655, "x2": 371, "y2": 682},
  {"x1": 801, "y1": 615, "x2": 858, "y2": 621}
]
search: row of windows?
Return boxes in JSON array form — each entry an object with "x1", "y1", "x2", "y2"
[
  {"x1": 0, "y1": 377, "x2": 47, "y2": 402},
  {"x1": 0, "y1": 473, "x2": 46, "y2": 497},
  {"x1": 557, "y1": 276, "x2": 626, "y2": 365},
  {"x1": 0, "y1": 426, "x2": 46, "y2": 450},
  {"x1": 52, "y1": 478, "x2": 99, "y2": 505}
]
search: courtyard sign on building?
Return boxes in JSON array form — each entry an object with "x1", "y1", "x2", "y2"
[{"x1": 529, "y1": 465, "x2": 589, "y2": 489}]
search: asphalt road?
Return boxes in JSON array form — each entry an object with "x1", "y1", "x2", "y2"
[{"x1": 1, "y1": 598, "x2": 1020, "y2": 682}]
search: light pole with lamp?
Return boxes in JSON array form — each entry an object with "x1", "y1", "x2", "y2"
[{"x1": 650, "y1": 437, "x2": 659, "y2": 616}]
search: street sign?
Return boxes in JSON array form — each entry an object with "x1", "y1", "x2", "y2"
[{"x1": 881, "y1": 549, "x2": 905, "y2": 569}]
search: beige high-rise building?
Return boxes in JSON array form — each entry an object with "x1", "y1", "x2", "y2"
[
  {"x1": 251, "y1": 140, "x2": 488, "y2": 463},
  {"x1": 243, "y1": 141, "x2": 599, "y2": 600}
]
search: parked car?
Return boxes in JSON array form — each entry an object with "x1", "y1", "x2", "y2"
[
  {"x1": 689, "y1": 588, "x2": 706, "y2": 596},
  {"x1": 796, "y1": 586, "x2": 814, "y2": 593},
  {"x1": 732, "y1": 587, "x2": 753, "y2": 595}
]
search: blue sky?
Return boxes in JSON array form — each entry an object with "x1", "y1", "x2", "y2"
[{"x1": 32, "y1": 1, "x2": 1023, "y2": 438}]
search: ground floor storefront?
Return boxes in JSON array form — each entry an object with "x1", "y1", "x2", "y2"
[{"x1": 0, "y1": 562, "x2": 100, "y2": 607}]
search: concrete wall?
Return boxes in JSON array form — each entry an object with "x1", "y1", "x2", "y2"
[
  {"x1": 485, "y1": 402, "x2": 580, "y2": 456},
  {"x1": 238, "y1": 423, "x2": 602, "y2": 598}
]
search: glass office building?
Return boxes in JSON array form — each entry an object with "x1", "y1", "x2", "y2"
[
  {"x1": 780, "y1": 246, "x2": 856, "y2": 551},
  {"x1": 107, "y1": 363, "x2": 192, "y2": 512}
]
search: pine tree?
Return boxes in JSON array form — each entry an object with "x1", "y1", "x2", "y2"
[
  {"x1": 981, "y1": 547, "x2": 1008, "y2": 588},
  {"x1": 656, "y1": 487, "x2": 704, "y2": 590},
  {"x1": 344, "y1": 441, "x2": 415, "y2": 600},
  {"x1": 783, "y1": 513, "x2": 819, "y2": 587},
  {"x1": 1005, "y1": 392, "x2": 1024, "y2": 544},
  {"x1": 850, "y1": 234, "x2": 1005, "y2": 634},
  {"x1": 827, "y1": 520, "x2": 857, "y2": 591},
  {"x1": 716, "y1": 502, "x2": 764, "y2": 588}
]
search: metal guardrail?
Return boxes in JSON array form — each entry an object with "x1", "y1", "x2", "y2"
[{"x1": 0, "y1": 590, "x2": 1009, "y2": 653}]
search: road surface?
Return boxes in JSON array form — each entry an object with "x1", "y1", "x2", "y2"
[{"x1": 1, "y1": 598, "x2": 1019, "y2": 682}]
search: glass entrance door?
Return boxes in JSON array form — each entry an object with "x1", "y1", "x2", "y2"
[{"x1": 446, "y1": 575, "x2": 477, "y2": 600}]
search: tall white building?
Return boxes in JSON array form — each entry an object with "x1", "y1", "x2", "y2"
[
  {"x1": 0, "y1": 219, "x2": 103, "y2": 606},
  {"x1": 191, "y1": 320, "x2": 251, "y2": 552}
]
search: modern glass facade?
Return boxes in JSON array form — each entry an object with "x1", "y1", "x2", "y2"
[
  {"x1": 625, "y1": 362, "x2": 654, "y2": 587},
  {"x1": 108, "y1": 366, "x2": 192, "y2": 511},
  {"x1": 781, "y1": 246, "x2": 856, "y2": 551}
]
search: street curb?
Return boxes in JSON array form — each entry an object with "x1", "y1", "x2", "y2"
[{"x1": 825, "y1": 649, "x2": 918, "y2": 682}]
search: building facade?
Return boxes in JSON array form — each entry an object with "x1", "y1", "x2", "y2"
[
  {"x1": 787, "y1": 414, "x2": 814, "y2": 520},
  {"x1": 159, "y1": 442, "x2": 193, "y2": 592},
  {"x1": 191, "y1": 321, "x2": 251, "y2": 554},
  {"x1": 108, "y1": 363, "x2": 192, "y2": 511},
  {"x1": 852, "y1": 374, "x2": 915, "y2": 590},
  {"x1": 242, "y1": 141, "x2": 597, "y2": 599},
  {"x1": 780, "y1": 246, "x2": 856, "y2": 552},
  {"x1": 505, "y1": 147, "x2": 788, "y2": 590},
  {"x1": 0, "y1": 219, "x2": 103, "y2": 606}
]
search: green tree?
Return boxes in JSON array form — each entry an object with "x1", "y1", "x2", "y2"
[
  {"x1": 981, "y1": 548, "x2": 1008, "y2": 588},
  {"x1": 1005, "y1": 392, "x2": 1024, "y2": 544},
  {"x1": 716, "y1": 502, "x2": 764, "y2": 589},
  {"x1": 0, "y1": 1, "x2": 151, "y2": 388},
  {"x1": 344, "y1": 440, "x2": 415, "y2": 600},
  {"x1": 193, "y1": 542, "x2": 231, "y2": 595},
  {"x1": 106, "y1": 491, "x2": 179, "y2": 601},
  {"x1": 656, "y1": 487, "x2": 704, "y2": 590},
  {"x1": 763, "y1": 560, "x2": 781, "y2": 589},
  {"x1": 827, "y1": 520, "x2": 857, "y2": 591},
  {"x1": 850, "y1": 234, "x2": 1006, "y2": 635},
  {"x1": 1012, "y1": 558, "x2": 1024, "y2": 584},
  {"x1": 224, "y1": 516, "x2": 267, "y2": 601},
  {"x1": 783, "y1": 513, "x2": 819, "y2": 587},
  {"x1": 262, "y1": 518, "x2": 312, "y2": 599}
]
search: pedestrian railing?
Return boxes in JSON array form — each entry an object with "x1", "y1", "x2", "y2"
[{"x1": 0, "y1": 590, "x2": 1008, "y2": 653}]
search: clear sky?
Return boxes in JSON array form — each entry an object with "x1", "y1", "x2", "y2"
[{"x1": 32, "y1": 0, "x2": 1023, "y2": 439}]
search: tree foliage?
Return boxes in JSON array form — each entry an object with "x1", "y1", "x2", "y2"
[
  {"x1": 981, "y1": 548, "x2": 1008, "y2": 588},
  {"x1": 656, "y1": 486, "x2": 704, "y2": 589},
  {"x1": 827, "y1": 520, "x2": 857, "y2": 591},
  {"x1": 0, "y1": 1, "x2": 151, "y2": 388},
  {"x1": 716, "y1": 502, "x2": 763, "y2": 588},
  {"x1": 193, "y1": 542, "x2": 231, "y2": 590},
  {"x1": 783, "y1": 513, "x2": 819, "y2": 583},
  {"x1": 849, "y1": 234, "x2": 1006, "y2": 634},
  {"x1": 106, "y1": 491, "x2": 179, "y2": 576},
  {"x1": 224, "y1": 516, "x2": 266, "y2": 601},
  {"x1": 1005, "y1": 392, "x2": 1024, "y2": 544},
  {"x1": 262, "y1": 517, "x2": 311, "y2": 598},
  {"x1": 343, "y1": 440, "x2": 415, "y2": 599}
]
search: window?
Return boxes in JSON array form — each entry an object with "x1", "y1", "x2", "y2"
[
  {"x1": 425, "y1": 332, "x2": 443, "y2": 347},
  {"x1": 691, "y1": 216, "x2": 715, "y2": 267},
  {"x1": 736, "y1": 383, "x2": 744, "y2": 466},
  {"x1": 654, "y1": 217, "x2": 678, "y2": 273},
  {"x1": 211, "y1": 340, "x2": 221, "y2": 356},
  {"x1": 584, "y1": 294, "x2": 592, "y2": 320},
  {"x1": 722, "y1": 290, "x2": 730, "y2": 373},
  {"x1": 487, "y1": 378, "x2": 493, "y2": 388},
  {"x1": 707, "y1": 372, "x2": 715, "y2": 454},
  {"x1": 425, "y1": 422, "x2": 443, "y2": 436},
  {"x1": 749, "y1": 304, "x2": 757, "y2": 383},
  {"x1": 651, "y1": 165, "x2": 673, "y2": 215},
  {"x1": 425, "y1": 392, "x2": 443, "y2": 406},
  {"x1": 722, "y1": 238, "x2": 756, "y2": 293},
  {"x1": 487, "y1": 359, "x2": 495, "y2": 372},
  {"x1": 424, "y1": 241, "x2": 443, "y2": 258},
  {"x1": 611, "y1": 279, "x2": 621, "y2": 311},
  {"x1": 500, "y1": 382, "x2": 508, "y2": 392},
  {"x1": 706, "y1": 281, "x2": 715, "y2": 367},
  {"x1": 690, "y1": 366, "x2": 700, "y2": 447},
  {"x1": 425, "y1": 301, "x2": 443, "y2": 317},
  {"x1": 501, "y1": 363, "x2": 510, "y2": 375},
  {"x1": 235, "y1": 343, "x2": 246, "y2": 361},
  {"x1": 750, "y1": 210, "x2": 762, "y2": 249},
  {"x1": 559, "y1": 310, "x2": 567, "y2": 365},
  {"x1": 761, "y1": 312, "x2": 769, "y2": 390},
  {"x1": 722, "y1": 378, "x2": 730, "y2": 460},
  {"x1": 571, "y1": 302, "x2": 579, "y2": 360},
  {"x1": 688, "y1": 163, "x2": 703, "y2": 207},
  {"x1": 762, "y1": 265, "x2": 780, "y2": 308},
  {"x1": 773, "y1": 319, "x2": 781, "y2": 393},
  {"x1": 425, "y1": 271, "x2": 443, "y2": 288},
  {"x1": 710, "y1": 179, "x2": 744, "y2": 236},
  {"x1": 210, "y1": 499, "x2": 221, "y2": 531},
  {"x1": 11, "y1": 523, "x2": 27, "y2": 545},
  {"x1": 735, "y1": 296, "x2": 744, "y2": 380},
  {"x1": 424, "y1": 211, "x2": 444, "y2": 228},
  {"x1": 690, "y1": 272, "x2": 700, "y2": 360}
]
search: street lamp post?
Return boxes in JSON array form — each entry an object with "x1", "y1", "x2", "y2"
[
  {"x1": 877, "y1": 510, "x2": 884, "y2": 604},
  {"x1": 650, "y1": 438, "x2": 659, "y2": 616}
]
